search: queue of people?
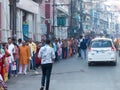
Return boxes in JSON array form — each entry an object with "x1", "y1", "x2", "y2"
[
  {"x1": 0, "y1": 37, "x2": 79, "y2": 81},
  {"x1": 0, "y1": 35, "x2": 91, "y2": 90}
]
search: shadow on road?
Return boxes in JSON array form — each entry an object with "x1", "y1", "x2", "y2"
[{"x1": 89, "y1": 62, "x2": 116, "y2": 67}]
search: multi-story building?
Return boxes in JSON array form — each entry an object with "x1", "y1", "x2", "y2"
[
  {"x1": 40, "y1": 0, "x2": 47, "y2": 40},
  {"x1": 16, "y1": 0, "x2": 41, "y2": 41},
  {"x1": 0, "y1": 0, "x2": 10, "y2": 42},
  {"x1": 78, "y1": 0, "x2": 118, "y2": 38},
  {"x1": 0, "y1": 0, "x2": 46, "y2": 42},
  {"x1": 69, "y1": 0, "x2": 81, "y2": 38},
  {"x1": 53, "y1": 0, "x2": 70, "y2": 39},
  {"x1": 44, "y1": 0, "x2": 53, "y2": 39}
]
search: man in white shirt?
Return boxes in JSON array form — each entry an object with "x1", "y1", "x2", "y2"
[
  {"x1": 8, "y1": 37, "x2": 15, "y2": 78},
  {"x1": 18, "y1": 38, "x2": 22, "y2": 46},
  {"x1": 38, "y1": 39, "x2": 55, "y2": 90},
  {"x1": 77, "y1": 35, "x2": 83, "y2": 57}
]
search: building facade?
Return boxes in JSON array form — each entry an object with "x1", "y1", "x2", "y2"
[
  {"x1": 0, "y1": 0, "x2": 45, "y2": 42},
  {"x1": 53, "y1": 0, "x2": 70, "y2": 39},
  {"x1": 0, "y1": 0, "x2": 10, "y2": 42},
  {"x1": 16, "y1": 0, "x2": 41, "y2": 41},
  {"x1": 0, "y1": 0, "x2": 71, "y2": 42},
  {"x1": 40, "y1": 0, "x2": 47, "y2": 40},
  {"x1": 75, "y1": 0, "x2": 119, "y2": 38}
]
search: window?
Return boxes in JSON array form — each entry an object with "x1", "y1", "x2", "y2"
[{"x1": 91, "y1": 40, "x2": 112, "y2": 48}]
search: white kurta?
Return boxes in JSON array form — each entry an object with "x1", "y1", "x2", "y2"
[{"x1": 8, "y1": 43, "x2": 15, "y2": 63}]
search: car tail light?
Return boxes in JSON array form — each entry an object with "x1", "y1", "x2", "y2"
[
  {"x1": 111, "y1": 46, "x2": 116, "y2": 51},
  {"x1": 88, "y1": 48, "x2": 91, "y2": 51}
]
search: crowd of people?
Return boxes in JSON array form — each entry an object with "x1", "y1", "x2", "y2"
[
  {"x1": 0, "y1": 38, "x2": 76, "y2": 76},
  {"x1": 0, "y1": 35, "x2": 92, "y2": 90}
]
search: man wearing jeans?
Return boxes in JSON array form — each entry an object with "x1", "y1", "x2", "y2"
[
  {"x1": 38, "y1": 39, "x2": 55, "y2": 90},
  {"x1": 80, "y1": 38, "x2": 87, "y2": 60},
  {"x1": 29, "y1": 38, "x2": 36, "y2": 70}
]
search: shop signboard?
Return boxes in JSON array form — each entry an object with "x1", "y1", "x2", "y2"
[{"x1": 22, "y1": 22, "x2": 29, "y2": 41}]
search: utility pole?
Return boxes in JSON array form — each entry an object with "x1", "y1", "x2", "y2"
[
  {"x1": 52, "y1": 0, "x2": 55, "y2": 37},
  {"x1": 79, "y1": 0, "x2": 83, "y2": 35},
  {"x1": 13, "y1": 0, "x2": 17, "y2": 38},
  {"x1": 70, "y1": 0, "x2": 73, "y2": 27}
]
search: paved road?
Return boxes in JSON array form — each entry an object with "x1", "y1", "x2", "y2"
[{"x1": 7, "y1": 54, "x2": 120, "y2": 90}]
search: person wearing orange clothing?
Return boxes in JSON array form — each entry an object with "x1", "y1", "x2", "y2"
[{"x1": 18, "y1": 41, "x2": 30, "y2": 75}]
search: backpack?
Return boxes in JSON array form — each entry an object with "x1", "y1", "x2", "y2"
[{"x1": 80, "y1": 39, "x2": 87, "y2": 49}]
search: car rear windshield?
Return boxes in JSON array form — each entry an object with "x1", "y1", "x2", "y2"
[{"x1": 91, "y1": 40, "x2": 112, "y2": 48}]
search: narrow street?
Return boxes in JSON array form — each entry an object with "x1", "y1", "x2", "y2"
[
  {"x1": 0, "y1": 0, "x2": 120, "y2": 90},
  {"x1": 7, "y1": 54, "x2": 120, "y2": 90}
]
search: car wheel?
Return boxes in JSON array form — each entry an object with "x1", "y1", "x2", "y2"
[
  {"x1": 112, "y1": 61, "x2": 117, "y2": 66},
  {"x1": 88, "y1": 62, "x2": 92, "y2": 66}
]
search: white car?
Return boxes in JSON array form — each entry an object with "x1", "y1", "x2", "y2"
[{"x1": 87, "y1": 37, "x2": 117, "y2": 66}]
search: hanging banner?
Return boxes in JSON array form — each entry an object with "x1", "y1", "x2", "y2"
[{"x1": 22, "y1": 21, "x2": 29, "y2": 41}]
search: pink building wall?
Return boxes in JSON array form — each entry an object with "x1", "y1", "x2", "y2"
[
  {"x1": 40, "y1": 1, "x2": 45, "y2": 18},
  {"x1": 41, "y1": 0, "x2": 72, "y2": 36},
  {"x1": 42, "y1": 0, "x2": 53, "y2": 35},
  {"x1": 0, "y1": 3, "x2": 1, "y2": 41}
]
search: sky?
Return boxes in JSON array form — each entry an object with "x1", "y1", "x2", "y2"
[
  {"x1": 104, "y1": 0, "x2": 120, "y2": 22},
  {"x1": 104, "y1": 0, "x2": 120, "y2": 11}
]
